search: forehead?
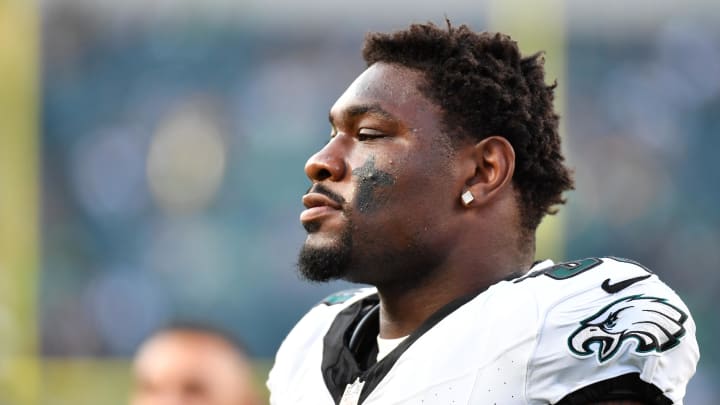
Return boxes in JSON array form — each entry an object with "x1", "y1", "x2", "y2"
[
  {"x1": 330, "y1": 62, "x2": 440, "y2": 125},
  {"x1": 134, "y1": 332, "x2": 239, "y2": 377}
]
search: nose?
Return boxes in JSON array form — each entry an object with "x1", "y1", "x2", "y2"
[{"x1": 304, "y1": 138, "x2": 347, "y2": 182}]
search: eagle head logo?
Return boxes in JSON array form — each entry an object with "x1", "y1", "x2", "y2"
[{"x1": 568, "y1": 295, "x2": 688, "y2": 363}]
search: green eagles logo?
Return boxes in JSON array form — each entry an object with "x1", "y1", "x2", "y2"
[{"x1": 568, "y1": 295, "x2": 688, "y2": 363}]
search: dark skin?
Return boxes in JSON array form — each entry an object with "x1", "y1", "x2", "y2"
[{"x1": 301, "y1": 62, "x2": 645, "y2": 405}]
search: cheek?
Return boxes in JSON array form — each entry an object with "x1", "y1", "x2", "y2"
[
  {"x1": 355, "y1": 174, "x2": 395, "y2": 213},
  {"x1": 391, "y1": 157, "x2": 459, "y2": 231},
  {"x1": 349, "y1": 145, "x2": 455, "y2": 217},
  {"x1": 350, "y1": 155, "x2": 398, "y2": 214}
]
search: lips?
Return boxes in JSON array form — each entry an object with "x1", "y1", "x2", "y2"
[
  {"x1": 300, "y1": 192, "x2": 343, "y2": 223},
  {"x1": 302, "y1": 193, "x2": 342, "y2": 210}
]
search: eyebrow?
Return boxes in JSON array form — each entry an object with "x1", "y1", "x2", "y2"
[{"x1": 329, "y1": 103, "x2": 399, "y2": 125}]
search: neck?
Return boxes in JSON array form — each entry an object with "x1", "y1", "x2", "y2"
[
  {"x1": 378, "y1": 254, "x2": 532, "y2": 339},
  {"x1": 375, "y1": 239, "x2": 533, "y2": 339}
]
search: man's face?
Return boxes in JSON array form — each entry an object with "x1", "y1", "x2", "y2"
[
  {"x1": 299, "y1": 62, "x2": 464, "y2": 286},
  {"x1": 131, "y1": 331, "x2": 258, "y2": 405}
]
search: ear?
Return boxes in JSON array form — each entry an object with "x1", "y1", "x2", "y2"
[{"x1": 461, "y1": 136, "x2": 515, "y2": 207}]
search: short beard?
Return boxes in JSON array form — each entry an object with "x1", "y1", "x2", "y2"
[{"x1": 297, "y1": 224, "x2": 352, "y2": 282}]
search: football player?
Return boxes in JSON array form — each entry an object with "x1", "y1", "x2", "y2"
[{"x1": 268, "y1": 21, "x2": 699, "y2": 404}]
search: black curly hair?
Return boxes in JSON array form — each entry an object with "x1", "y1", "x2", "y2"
[{"x1": 362, "y1": 21, "x2": 574, "y2": 231}]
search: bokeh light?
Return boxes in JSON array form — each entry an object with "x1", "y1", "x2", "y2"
[{"x1": 147, "y1": 98, "x2": 227, "y2": 215}]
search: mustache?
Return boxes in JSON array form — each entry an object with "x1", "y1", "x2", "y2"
[{"x1": 306, "y1": 184, "x2": 346, "y2": 206}]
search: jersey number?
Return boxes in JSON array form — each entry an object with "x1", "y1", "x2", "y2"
[
  {"x1": 515, "y1": 258, "x2": 603, "y2": 283},
  {"x1": 544, "y1": 258, "x2": 603, "y2": 280}
]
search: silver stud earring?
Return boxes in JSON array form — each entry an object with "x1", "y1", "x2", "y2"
[{"x1": 461, "y1": 190, "x2": 474, "y2": 206}]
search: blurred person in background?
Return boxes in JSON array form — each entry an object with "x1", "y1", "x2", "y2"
[
  {"x1": 131, "y1": 324, "x2": 262, "y2": 405},
  {"x1": 267, "y1": 21, "x2": 699, "y2": 404}
]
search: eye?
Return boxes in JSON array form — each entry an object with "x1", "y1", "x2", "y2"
[
  {"x1": 602, "y1": 312, "x2": 619, "y2": 329},
  {"x1": 357, "y1": 128, "x2": 386, "y2": 141}
]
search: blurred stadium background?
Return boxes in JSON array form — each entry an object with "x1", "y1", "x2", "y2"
[{"x1": 1, "y1": 0, "x2": 719, "y2": 403}]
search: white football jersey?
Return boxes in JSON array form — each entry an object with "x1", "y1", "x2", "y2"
[{"x1": 268, "y1": 257, "x2": 699, "y2": 404}]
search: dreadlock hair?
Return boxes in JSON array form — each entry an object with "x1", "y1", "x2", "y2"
[{"x1": 362, "y1": 21, "x2": 574, "y2": 231}]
